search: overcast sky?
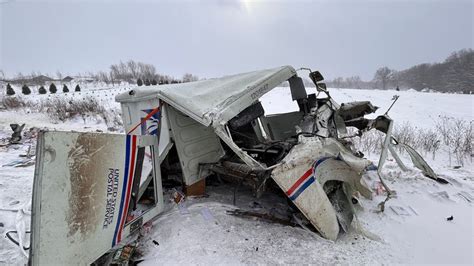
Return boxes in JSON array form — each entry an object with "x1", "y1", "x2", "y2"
[{"x1": 0, "y1": 0, "x2": 472, "y2": 80}]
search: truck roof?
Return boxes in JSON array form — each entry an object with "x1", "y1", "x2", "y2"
[{"x1": 116, "y1": 65, "x2": 296, "y2": 126}]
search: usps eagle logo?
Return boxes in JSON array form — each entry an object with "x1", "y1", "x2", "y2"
[{"x1": 140, "y1": 108, "x2": 161, "y2": 135}]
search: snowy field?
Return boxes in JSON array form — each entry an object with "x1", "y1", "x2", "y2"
[
  {"x1": 262, "y1": 87, "x2": 474, "y2": 129},
  {"x1": 0, "y1": 86, "x2": 473, "y2": 264}
]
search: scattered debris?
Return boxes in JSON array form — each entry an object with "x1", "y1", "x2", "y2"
[
  {"x1": 111, "y1": 242, "x2": 137, "y2": 264},
  {"x1": 2, "y1": 158, "x2": 35, "y2": 168},
  {"x1": 14, "y1": 160, "x2": 35, "y2": 168},
  {"x1": 408, "y1": 206, "x2": 419, "y2": 216},
  {"x1": 227, "y1": 209, "x2": 296, "y2": 227},
  {"x1": 140, "y1": 221, "x2": 153, "y2": 236},
  {"x1": 374, "y1": 181, "x2": 387, "y2": 196},
  {"x1": 455, "y1": 191, "x2": 473, "y2": 203},
  {"x1": 9, "y1": 123, "x2": 25, "y2": 144},
  {"x1": 23, "y1": 127, "x2": 40, "y2": 139},
  {"x1": 19, "y1": 145, "x2": 35, "y2": 158},
  {"x1": 390, "y1": 206, "x2": 414, "y2": 216},
  {"x1": 172, "y1": 189, "x2": 185, "y2": 204},
  {"x1": 430, "y1": 191, "x2": 452, "y2": 202}
]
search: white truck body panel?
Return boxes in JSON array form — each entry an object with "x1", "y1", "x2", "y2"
[
  {"x1": 272, "y1": 137, "x2": 372, "y2": 241},
  {"x1": 166, "y1": 105, "x2": 225, "y2": 185},
  {"x1": 30, "y1": 132, "x2": 164, "y2": 265}
]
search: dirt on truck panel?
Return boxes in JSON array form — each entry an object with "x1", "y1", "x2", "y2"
[{"x1": 66, "y1": 133, "x2": 115, "y2": 238}]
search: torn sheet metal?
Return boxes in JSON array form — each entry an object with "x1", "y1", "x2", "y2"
[
  {"x1": 337, "y1": 101, "x2": 378, "y2": 121},
  {"x1": 391, "y1": 138, "x2": 448, "y2": 184}
]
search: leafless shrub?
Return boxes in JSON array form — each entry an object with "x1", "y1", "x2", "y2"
[
  {"x1": 350, "y1": 116, "x2": 472, "y2": 165},
  {"x1": 392, "y1": 122, "x2": 418, "y2": 151},
  {"x1": 416, "y1": 128, "x2": 441, "y2": 159},
  {"x1": 351, "y1": 129, "x2": 384, "y2": 157},
  {"x1": 39, "y1": 97, "x2": 106, "y2": 122},
  {"x1": 462, "y1": 122, "x2": 472, "y2": 162},
  {"x1": 435, "y1": 115, "x2": 452, "y2": 146},
  {"x1": 104, "y1": 109, "x2": 124, "y2": 131},
  {"x1": 2, "y1": 96, "x2": 27, "y2": 109},
  {"x1": 435, "y1": 116, "x2": 473, "y2": 166},
  {"x1": 451, "y1": 119, "x2": 471, "y2": 166},
  {"x1": 463, "y1": 122, "x2": 473, "y2": 163}
]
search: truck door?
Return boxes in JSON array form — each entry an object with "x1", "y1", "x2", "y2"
[{"x1": 29, "y1": 131, "x2": 163, "y2": 265}]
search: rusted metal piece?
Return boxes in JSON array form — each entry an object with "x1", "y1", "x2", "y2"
[
  {"x1": 204, "y1": 161, "x2": 269, "y2": 197},
  {"x1": 183, "y1": 178, "x2": 206, "y2": 196}
]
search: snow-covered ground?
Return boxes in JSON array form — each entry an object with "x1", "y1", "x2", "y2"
[
  {"x1": 0, "y1": 86, "x2": 472, "y2": 264},
  {"x1": 262, "y1": 87, "x2": 474, "y2": 129}
]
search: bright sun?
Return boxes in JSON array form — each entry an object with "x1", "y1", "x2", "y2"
[{"x1": 241, "y1": 0, "x2": 254, "y2": 12}]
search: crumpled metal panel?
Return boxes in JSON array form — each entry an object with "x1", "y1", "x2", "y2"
[
  {"x1": 116, "y1": 66, "x2": 296, "y2": 127},
  {"x1": 271, "y1": 137, "x2": 372, "y2": 241}
]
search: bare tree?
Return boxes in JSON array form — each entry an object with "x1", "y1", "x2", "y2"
[
  {"x1": 332, "y1": 77, "x2": 344, "y2": 88},
  {"x1": 109, "y1": 72, "x2": 116, "y2": 85},
  {"x1": 345, "y1": 76, "x2": 362, "y2": 89},
  {"x1": 136, "y1": 62, "x2": 157, "y2": 80},
  {"x1": 110, "y1": 64, "x2": 120, "y2": 82},
  {"x1": 30, "y1": 71, "x2": 38, "y2": 79},
  {"x1": 56, "y1": 71, "x2": 63, "y2": 81},
  {"x1": 127, "y1": 60, "x2": 139, "y2": 79},
  {"x1": 182, "y1": 73, "x2": 199, "y2": 83},
  {"x1": 373, "y1": 67, "x2": 394, "y2": 90},
  {"x1": 96, "y1": 71, "x2": 110, "y2": 84},
  {"x1": 118, "y1": 61, "x2": 129, "y2": 80},
  {"x1": 15, "y1": 72, "x2": 25, "y2": 83}
]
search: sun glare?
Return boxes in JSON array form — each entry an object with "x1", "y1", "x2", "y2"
[{"x1": 241, "y1": 0, "x2": 254, "y2": 13}]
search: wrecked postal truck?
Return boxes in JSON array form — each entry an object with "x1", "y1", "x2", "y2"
[{"x1": 30, "y1": 65, "x2": 444, "y2": 264}]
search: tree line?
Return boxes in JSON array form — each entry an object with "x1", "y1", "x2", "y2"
[
  {"x1": 95, "y1": 60, "x2": 198, "y2": 85},
  {"x1": 1, "y1": 60, "x2": 199, "y2": 87},
  {"x1": 327, "y1": 49, "x2": 473, "y2": 93}
]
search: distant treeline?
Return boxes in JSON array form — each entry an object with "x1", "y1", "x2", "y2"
[
  {"x1": 327, "y1": 49, "x2": 473, "y2": 93},
  {"x1": 97, "y1": 60, "x2": 199, "y2": 85},
  {"x1": 0, "y1": 60, "x2": 199, "y2": 86},
  {"x1": 2, "y1": 50, "x2": 472, "y2": 93}
]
